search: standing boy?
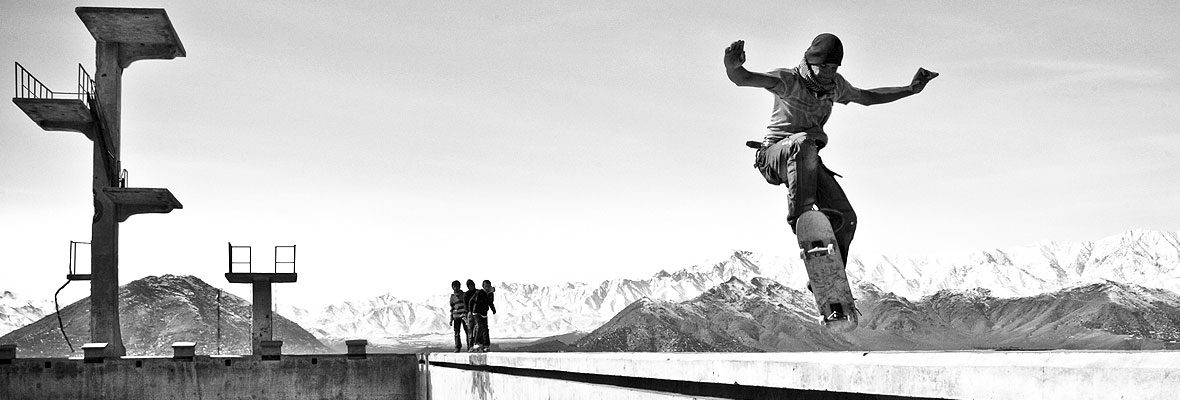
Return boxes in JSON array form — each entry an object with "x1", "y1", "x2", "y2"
[
  {"x1": 448, "y1": 280, "x2": 470, "y2": 352},
  {"x1": 467, "y1": 280, "x2": 498, "y2": 352},
  {"x1": 463, "y1": 279, "x2": 478, "y2": 350},
  {"x1": 723, "y1": 33, "x2": 938, "y2": 266}
]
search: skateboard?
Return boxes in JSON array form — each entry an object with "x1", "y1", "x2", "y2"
[{"x1": 796, "y1": 209, "x2": 858, "y2": 332}]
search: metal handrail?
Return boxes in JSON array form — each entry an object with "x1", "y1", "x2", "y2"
[
  {"x1": 76, "y1": 63, "x2": 94, "y2": 101},
  {"x1": 275, "y1": 245, "x2": 296, "y2": 273},
  {"x1": 68, "y1": 241, "x2": 91, "y2": 275},
  {"x1": 13, "y1": 62, "x2": 93, "y2": 101},
  {"x1": 228, "y1": 242, "x2": 252, "y2": 273}
]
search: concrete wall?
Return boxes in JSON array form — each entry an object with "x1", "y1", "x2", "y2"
[
  {"x1": 426, "y1": 351, "x2": 1180, "y2": 400},
  {"x1": 0, "y1": 354, "x2": 419, "y2": 400},
  {"x1": 6, "y1": 351, "x2": 1179, "y2": 399}
]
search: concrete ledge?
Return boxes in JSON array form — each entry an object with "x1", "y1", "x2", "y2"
[{"x1": 428, "y1": 351, "x2": 1180, "y2": 400}]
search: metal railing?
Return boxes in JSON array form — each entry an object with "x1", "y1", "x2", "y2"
[
  {"x1": 228, "y1": 242, "x2": 253, "y2": 273},
  {"x1": 14, "y1": 62, "x2": 94, "y2": 102},
  {"x1": 228, "y1": 243, "x2": 297, "y2": 274},
  {"x1": 68, "y1": 241, "x2": 91, "y2": 276},
  {"x1": 275, "y1": 245, "x2": 296, "y2": 273}
]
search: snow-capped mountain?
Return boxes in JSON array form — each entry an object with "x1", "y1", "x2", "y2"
[
  {"x1": 284, "y1": 230, "x2": 1180, "y2": 342},
  {"x1": 0, "y1": 291, "x2": 52, "y2": 337},
  {"x1": 574, "y1": 277, "x2": 1180, "y2": 352},
  {"x1": 847, "y1": 229, "x2": 1180, "y2": 298}
]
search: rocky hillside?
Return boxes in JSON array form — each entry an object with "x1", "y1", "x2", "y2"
[
  {"x1": 575, "y1": 277, "x2": 1180, "y2": 352},
  {"x1": 0, "y1": 275, "x2": 331, "y2": 357}
]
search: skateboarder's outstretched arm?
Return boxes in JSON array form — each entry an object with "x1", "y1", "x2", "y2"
[
  {"x1": 851, "y1": 68, "x2": 939, "y2": 106},
  {"x1": 724, "y1": 40, "x2": 779, "y2": 89}
]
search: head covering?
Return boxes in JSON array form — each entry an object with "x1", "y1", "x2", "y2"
[
  {"x1": 804, "y1": 33, "x2": 843, "y2": 66},
  {"x1": 795, "y1": 59, "x2": 837, "y2": 95}
]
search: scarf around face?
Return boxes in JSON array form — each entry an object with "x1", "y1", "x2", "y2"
[{"x1": 795, "y1": 59, "x2": 836, "y2": 96}]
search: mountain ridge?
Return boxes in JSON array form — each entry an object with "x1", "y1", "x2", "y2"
[{"x1": 573, "y1": 277, "x2": 1180, "y2": 352}]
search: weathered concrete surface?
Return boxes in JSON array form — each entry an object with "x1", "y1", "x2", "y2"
[
  {"x1": 428, "y1": 364, "x2": 725, "y2": 400},
  {"x1": 429, "y1": 351, "x2": 1180, "y2": 400},
  {"x1": 76, "y1": 7, "x2": 186, "y2": 67},
  {"x1": 0, "y1": 354, "x2": 418, "y2": 400}
]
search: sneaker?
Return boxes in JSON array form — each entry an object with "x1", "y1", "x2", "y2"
[{"x1": 826, "y1": 311, "x2": 847, "y2": 321}]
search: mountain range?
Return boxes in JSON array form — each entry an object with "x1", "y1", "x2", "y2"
[
  {"x1": 3, "y1": 229, "x2": 1179, "y2": 349},
  {"x1": 279, "y1": 229, "x2": 1180, "y2": 344},
  {"x1": 0, "y1": 275, "x2": 331, "y2": 357},
  {"x1": 572, "y1": 277, "x2": 1180, "y2": 352}
]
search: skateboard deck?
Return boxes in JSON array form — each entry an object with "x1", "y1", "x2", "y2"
[{"x1": 796, "y1": 210, "x2": 858, "y2": 332}]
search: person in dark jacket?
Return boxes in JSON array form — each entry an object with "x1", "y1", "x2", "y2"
[
  {"x1": 467, "y1": 280, "x2": 497, "y2": 352},
  {"x1": 448, "y1": 280, "x2": 470, "y2": 352},
  {"x1": 463, "y1": 279, "x2": 479, "y2": 349}
]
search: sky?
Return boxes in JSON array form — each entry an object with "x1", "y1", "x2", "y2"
[{"x1": 2, "y1": 1, "x2": 1178, "y2": 309}]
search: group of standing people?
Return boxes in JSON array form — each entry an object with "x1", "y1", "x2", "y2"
[{"x1": 449, "y1": 279, "x2": 497, "y2": 352}]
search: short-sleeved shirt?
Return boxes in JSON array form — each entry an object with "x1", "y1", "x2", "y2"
[{"x1": 763, "y1": 68, "x2": 862, "y2": 141}]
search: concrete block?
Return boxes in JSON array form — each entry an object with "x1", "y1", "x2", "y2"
[
  {"x1": 82, "y1": 343, "x2": 108, "y2": 363},
  {"x1": 1164, "y1": 341, "x2": 1180, "y2": 350},
  {"x1": 172, "y1": 342, "x2": 196, "y2": 360},
  {"x1": 260, "y1": 340, "x2": 282, "y2": 361},
  {"x1": 0, "y1": 344, "x2": 14, "y2": 365},
  {"x1": 346, "y1": 339, "x2": 368, "y2": 359}
]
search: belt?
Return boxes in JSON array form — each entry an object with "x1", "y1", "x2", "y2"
[{"x1": 746, "y1": 137, "x2": 783, "y2": 149}]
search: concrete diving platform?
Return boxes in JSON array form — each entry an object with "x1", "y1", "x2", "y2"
[
  {"x1": 103, "y1": 187, "x2": 183, "y2": 222},
  {"x1": 76, "y1": 7, "x2": 186, "y2": 67},
  {"x1": 224, "y1": 273, "x2": 298, "y2": 284},
  {"x1": 10, "y1": 98, "x2": 97, "y2": 140}
]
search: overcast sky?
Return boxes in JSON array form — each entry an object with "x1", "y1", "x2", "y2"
[{"x1": 2, "y1": 1, "x2": 1177, "y2": 308}]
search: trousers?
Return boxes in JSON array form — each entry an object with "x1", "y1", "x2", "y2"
[
  {"x1": 452, "y1": 317, "x2": 470, "y2": 350},
  {"x1": 471, "y1": 314, "x2": 490, "y2": 347},
  {"x1": 755, "y1": 132, "x2": 857, "y2": 265}
]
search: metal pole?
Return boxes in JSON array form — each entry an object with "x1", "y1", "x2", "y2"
[{"x1": 216, "y1": 289, "x2": 221, "y2": 355}]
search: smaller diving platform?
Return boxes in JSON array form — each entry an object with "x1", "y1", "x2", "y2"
[
  {"x1": 104, "y1": 187, "x2": 183, "y2": 222},
  {"x1": 224, "y1": 243, "x2": 297, "y2": 356}
]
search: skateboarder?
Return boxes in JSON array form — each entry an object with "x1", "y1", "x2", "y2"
[{"x1": 723, "y1": 33, "x2": 938, "y2": 265}]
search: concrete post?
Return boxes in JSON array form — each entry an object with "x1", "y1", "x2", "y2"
[
  {"x1": 347, "y1": 340, "x2": 368, "y2": 360},
  {"x1": 252, "y1": 278, "x2": 273, "y2": 355},
  {"x1": 259, "y1": 340, "x2": 282, "y2": 361},
  {"x1": 172, "y1": 342, "x2": 196, "y2": 360},
  {"x1": 0, "y1": 344, "x2": 15, "y2": 365},
  {"x1": 82, "y1": 343, "x2": 108, "y2": 363},
  {"x1": 90, "y1": 40, "x2": 125, "y2": 358}
]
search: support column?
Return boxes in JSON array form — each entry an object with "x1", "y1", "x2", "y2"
[
  {"x1": 251, "y1": 278, "x2": 273, "y2": 355},
  {"x1": 90, "y1": 40, "x2": 125, "y2": 357}
]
